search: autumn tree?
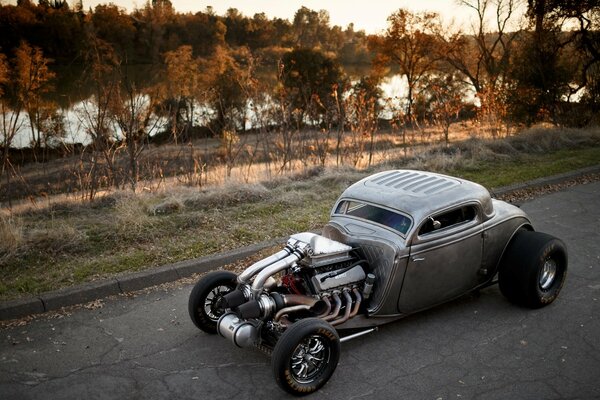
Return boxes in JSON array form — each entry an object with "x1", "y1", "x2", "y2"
[
  {"x1": 247, "y1": 13, "x2": 278, "y2": 49},
  {"x1": 161, "y1": 45, "x2": 203, "y2": 143},
  {"x1": 292, "y1": 7, "x2": 332, "y2": 49},
  {"x1": 373, "y1": 9, "x2": 443, "y2": 122},
  {"x1": 13, "y1": 41, "x2": 56, "y2": 158},
  {"x1": 132, "y1": 0, "x2": 175, "y2": 62},
  {"x1": 438, "y1": 0, "x2": 521, "y2": 132},
  {"x1": 521, "y1": 0, "x2": 600, "y2": 124},
  {"x1": 0, "y1": 1, "x2": 85, "y2": 64},
  {"x1": 204, "y1": 47, "x2": 265, "y2": 178},
  {"x1": 0, "y1": 52, "x2": 14, "y2": 200},
  {"x1": 0, "y1": 42, "x2": 55, "y2": 204},
  {"x1": 280, "y1": 48, "x2": 346, "y2": 126},
  {"x1": 90, "y1": 4, "x2": 136, "y2": 60},
  {"x1": 202, "y1": 46, "x2": 253, "y2": 135}
]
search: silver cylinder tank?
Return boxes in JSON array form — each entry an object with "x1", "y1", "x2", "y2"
[{"x1": 217, "y1": 313, "x2": 259, "y2": 348}]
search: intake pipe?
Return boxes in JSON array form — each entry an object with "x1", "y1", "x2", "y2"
[
  {"x1": 237, "y1": 293, "x2": 325, "y2": 320},
  {"x1": 237, "y1": 246, "x2": 293, "y2": 284},
  {"x1": 251, "y1": 248, "x2": 307, "y2": 296},
  {"x1": 238, "y1": 232, "x2": 327, "y2": 286}
]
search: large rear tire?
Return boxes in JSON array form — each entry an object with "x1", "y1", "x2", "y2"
[
  {"x1": 272, "y1": 318, "x2": 340, "y2": 396},
  {"x1": 499, "y1": 231, "x2": 567, "y2": 308}
]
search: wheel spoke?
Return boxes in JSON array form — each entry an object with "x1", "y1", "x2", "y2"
[
  {"x1": 290, "y1": 335, "x2": 329, "y2": 384},
  {"x1": 203, "y1": 285, "x2": 232, "y2": 320}
]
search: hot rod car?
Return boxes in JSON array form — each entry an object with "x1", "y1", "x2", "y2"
[{"x1": 188, "y1": 169, "x2": 568, "y2": 395}]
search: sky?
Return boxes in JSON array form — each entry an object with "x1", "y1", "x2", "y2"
[{"x1": 76, "y1": 0, "x2": 479, "y2": 34}]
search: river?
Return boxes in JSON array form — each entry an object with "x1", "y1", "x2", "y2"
[{"x1": 7, "y1": 66, "x2": 411, "y2": 149}]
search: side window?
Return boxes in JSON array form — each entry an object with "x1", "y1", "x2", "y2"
[{"x1": 419, "y1": 205, "x2": 477, "y2": 236}]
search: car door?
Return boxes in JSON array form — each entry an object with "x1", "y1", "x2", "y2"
[{"x1": 397, "y1": 204, "x2": 483, "y2": 313}]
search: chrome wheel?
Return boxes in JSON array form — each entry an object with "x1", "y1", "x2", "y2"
[
  {"x1": 539, "y1": 258, "x2": 557, "y2": 291},
  {"x1": 188, "y1": 271, "x2": 237, "y2": 333},
  {"x1": 499, "y1": 231, "x2": 567, "y2": 309},
  {"x1": 204, "y1": 285, "x2": 233, "y2": 321},
  {"x1": 272, "y1": 318, "x2": 340, "y2": 395},
  {"x1": 290, "y1": 335, "x2": 330, "y2": 384}
]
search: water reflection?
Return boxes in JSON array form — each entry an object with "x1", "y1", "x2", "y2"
[{"x1": 9, "y1": 72, "x2": 410, "y2": 148}]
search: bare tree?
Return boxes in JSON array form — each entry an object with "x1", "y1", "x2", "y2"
[
  {"x1": 344, "y1": 77, "x2": 380, "y2": 166},
  {"x1": 110, "y1": 68, "x2": 163, "y2": 191},
  {"x1": 76, "y1": 35, "x2": 121, "y2": 198},
  {"x1": 441, "y1": 0, "x2": 521, "y2": 106},
  {"x1": 0, "y1": 53, "x2": 20, "y2": 207},
  {"x1": 426, "y1": 74, "x2": 467, "y2": 144},
  {"x1": 373, "y1": 9, "x2": 443, "y2": 123}
]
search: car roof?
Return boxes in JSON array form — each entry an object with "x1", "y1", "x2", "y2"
[{"x1": 334, "y1": 170, "x2": 494, "y2": 225}]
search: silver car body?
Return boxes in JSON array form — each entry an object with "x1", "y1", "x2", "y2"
[{"x1": 323, "y1": 170, "x2": 532, "y2": 326}]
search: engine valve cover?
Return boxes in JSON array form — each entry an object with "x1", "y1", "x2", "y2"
[{"x1": 311, "y1": 265, "x2": 366, "y2": 292}]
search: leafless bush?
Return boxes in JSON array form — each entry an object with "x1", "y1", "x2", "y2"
[
  {"x1": 150, "y1": 198, "x2": 183, "y2": 215},
  {"x1": 113, "y1": 194, "x2": 155, "y2": 237}
]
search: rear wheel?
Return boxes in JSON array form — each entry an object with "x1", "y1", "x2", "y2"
[
  {"x1": 272, "y1": 318, "x2": 340, "y2": 396},
  {"x1": 499, "y1": 231, "x2": 567, "y2": 308},
  {"x1": 188, "y1": 271, "x2": 237, "y2": 333}
]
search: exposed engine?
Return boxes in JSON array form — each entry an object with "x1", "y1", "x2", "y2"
[{"x1": 216, "y1": 232, "x2": 375, "y2": 348}]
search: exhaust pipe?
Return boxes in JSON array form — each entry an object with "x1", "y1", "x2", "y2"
[
  {"x1": 274, "y1": 305, "x2": 311, "y2": 323},
  {"x1": 317, "y1": 295, "x2": 332, "y2": 319},
  {"x1": 349, "y1": 288, "x2": 362, "y2": 317},
  {"x1": 323, "y1": 292, "x2": 342, "y2": 322},
  {"x1": 331, "y1": 290, "x2": 353, "y2": 326}
]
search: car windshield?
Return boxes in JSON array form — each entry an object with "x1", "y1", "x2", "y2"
[{"x1": 335, "y1": 200, "x2": 412, "y2": 236}]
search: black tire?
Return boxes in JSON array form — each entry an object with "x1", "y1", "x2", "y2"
[
  {"x1": 188, "y1": 271, "x2": 237, "y2": 333},
  {"x1": 499, "y1": 230, "x2": 567, "y2": 309},
  {"x1": 272, "y1": 318, "x2": 340, "y2": 396}
]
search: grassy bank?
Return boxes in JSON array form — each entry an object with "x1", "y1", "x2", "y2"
[{"x1": 1, "y1": 126, "x2": 600, "y2": 301}]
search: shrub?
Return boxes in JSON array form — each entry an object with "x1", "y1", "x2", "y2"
[{"x1": 0, "y1": 213, "x2": 23, "y2": 259}]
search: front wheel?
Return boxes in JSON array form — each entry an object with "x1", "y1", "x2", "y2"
[
  {"x1": 499, "y1": 231, "x2": 568, "y2": 308},
  {"x1": 188, "y1": 270, "x2": 237, "y2": 333},
  {"x1": 272, "y1": 318, "x2": 340, "y2": 396}
]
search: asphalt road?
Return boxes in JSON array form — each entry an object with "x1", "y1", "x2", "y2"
[{"x1": 1, "y1": 181, "x2": 599, "y2": 400}]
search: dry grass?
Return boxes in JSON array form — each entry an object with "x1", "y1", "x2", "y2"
[
  {"x1": 112, "y1": 193, "x2": 159, "y2": 240},
  {"x1": 180, "y1": 182, "x2": 270, "y2": 210},
  {"x1": 27, "y1": 221, "x2": 86, "y2": 255},
  {"x1": 0, "y1": 213, "x2": 23, "y2": 259}
]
